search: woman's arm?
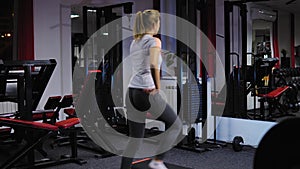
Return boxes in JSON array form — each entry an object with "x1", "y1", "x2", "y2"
[{"x1": 150, "y1": 38, "x2": 161, "y2": 89}]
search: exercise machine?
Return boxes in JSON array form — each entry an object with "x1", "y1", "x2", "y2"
[
  {"x1": 175, "y1": 0, "x2": 223, "y2": 152},
  {"x1": 0, "y1": 59, "x2": 56, "y2": 120},
  {"x1": 0, "y1": 59, "x2": 87, "y2": 168},
  {"x1": 0, "y1": 116, "x2": 86, "y2": 168},
  {"x1": 81, "y1": 2, "x2": 133, "y2": 131}
]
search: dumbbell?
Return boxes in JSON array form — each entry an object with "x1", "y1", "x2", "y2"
[{"x1": 272, "y1": 68, "x2": 280, "y2": 76}]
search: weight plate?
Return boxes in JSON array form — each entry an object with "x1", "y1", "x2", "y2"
[{"x1": 232, "y1": 136, "x2": 244, "y2": 152}]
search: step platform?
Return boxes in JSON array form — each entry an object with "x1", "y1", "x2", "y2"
[{"x1": 132, "y1": 158, "x2": 192, "y2": 169}]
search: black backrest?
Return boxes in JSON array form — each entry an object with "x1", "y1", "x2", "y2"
[
  {"x1": 60, "y1": 95, "x2": 74, "y2": 109},
  {"x1": 44, "y1": 96, "x2": 62, "y2": 110}
]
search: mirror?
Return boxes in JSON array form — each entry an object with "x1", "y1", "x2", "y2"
[
  {"x1": 218, "y1": 1, "x2": 300, "y2": 121},
  {"x1": 246, "y1": 3, "x2": 300, "y2": 122},
  {"x1": 252, "y1": 19, "x2": 272, "y2": 58}
]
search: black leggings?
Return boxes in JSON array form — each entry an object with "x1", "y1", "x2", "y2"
[{"x1": 120, "y1": 88, "x2": 182, "y2": 169}]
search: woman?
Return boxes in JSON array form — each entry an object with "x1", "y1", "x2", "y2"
[{"x1": 121, "y1": 9, "x2": 182, "y2": 169}]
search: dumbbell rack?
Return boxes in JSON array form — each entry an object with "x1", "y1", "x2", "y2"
[{"x1": 273, "y1": 67, "x2": 300, "y2": 114}]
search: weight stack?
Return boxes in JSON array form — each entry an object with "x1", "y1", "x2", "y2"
[{"x1": 183, "y1": 82, "x2": 202, "y2": 123}]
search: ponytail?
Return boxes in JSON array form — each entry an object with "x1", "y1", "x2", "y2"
[
  {"x1": 133, "y1": 10, "x2": 160, "y2": 40},
  {"x1": 133, "y1": 11, "x2": 145, "y2": 40}
]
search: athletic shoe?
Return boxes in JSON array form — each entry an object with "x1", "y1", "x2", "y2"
[{"x1": 148, "y1": 160, "x2": 168, "y2": 169}]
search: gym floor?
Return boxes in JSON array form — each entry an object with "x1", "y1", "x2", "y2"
[
  {"x1": 45, "y1": 141, "x2": 255, "y2": 169},
  {"x1": 0, "y1": 137, "x2": 255, "y2": 169}
]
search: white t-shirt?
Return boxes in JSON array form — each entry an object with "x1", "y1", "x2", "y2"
[{"x1": 128, "y1": 34, "x2": 162, "y2": 89}]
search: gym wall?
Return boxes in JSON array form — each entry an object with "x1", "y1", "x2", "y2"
[
  {"x1": 295, "y1": 14, "x2": 300, "y2": 46},
  {"x1": 33, "y1": 0, "x2": 72, "y2": 121},
  {"x1": 33, "y1": 0, "x2": 156, "y2": 118},
  {"x1": 215, "y1": 0, "x2": 226, "y2": 94},
  {"x1": 278, "y1": 11, "x2": 292, "y2": 58}
]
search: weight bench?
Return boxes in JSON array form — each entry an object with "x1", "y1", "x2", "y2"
[
  {"x1": 31, "y1": 95, "x2": 73, "y2": 123},
  {"x1": 33, "y1": 95, "x2": 62, "y2": 121},
  {"x1": 0, "y1": 127, "x2": 11, "y2": 134},
  {"x1": 12, "y1": 95, "x2": 62, "y2": 124},
  {"x1": 51, "y1": 95, "x2": 80, "y2": 146},
  {"x1": 55, "y1": 95, "x2": 115, "y2": 158},
  {"x1": 64, "y1": 108, "x2": 76, "y2": 118},
  {"x1": 0, "y1": 96, "x2": 62, "y2": 151},
  {"x1": 0, "y1": 117, "x2": 86, "y2": 169},
  {"x1": 0, "y1": 95, "x2": 62, "y2": 122},
  {"x1": 50, "y1": 95, "x2": 102, "y2": 155},
  {"x1": 257, "y1": 86, "x2": 290, "y2": 120},
  {"x1": 0, "y1": 127, "x2": 11, "y2": 140}
]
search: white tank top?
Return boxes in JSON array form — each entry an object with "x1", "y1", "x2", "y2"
[{"x1": 128, "y1": 34, "x2": 162, "y2": 89}]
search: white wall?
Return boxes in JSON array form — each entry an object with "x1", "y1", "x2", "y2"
[
  {"x1": 214, "y1": 117, "x2": 276, "y2": 146},
  {"x1": 295, "y1": 14, "x2": 300, "y2": 47},
  {"x1": 204, "y1": 79, "x2": 276, "y2": 147},
  {"x1": 215, "y1": 0, "x2": 225, "y2": 93},
  {"x1": 34, "y1": 0, "x2": 72, "y2": 114}
]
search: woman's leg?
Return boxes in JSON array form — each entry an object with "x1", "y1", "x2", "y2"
[
  {"x1": 155, "y1": 103, "x2": 182, "y2": 160},
  {"x1": 120, "y1": 120, "x2": 146, "y2": 169},
  {"x1": 149, "y1": 93, "x2": 183, "y2": 160},
  {"x1": 121, "y1": 89, "x2": 149, "y2": 169}
]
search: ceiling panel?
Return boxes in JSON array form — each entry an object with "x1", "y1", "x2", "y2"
[{"x1": 252, "y1": 0, "x2": 300, "y2": 14}]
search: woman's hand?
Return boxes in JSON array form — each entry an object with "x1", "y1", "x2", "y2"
[{"x1": 150, "y1": 89, "x2": 160, "y2": 95}]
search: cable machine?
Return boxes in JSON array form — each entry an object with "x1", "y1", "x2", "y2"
[
  {"x1": 224, "y1": 0, "x2": 248, "y2": 118},
  {"x1": 176, "y1": 0, "x2": 220, "y2": 152},
  {"x1": 81, "y1": 3, "x2": 133, "y2": 130}
]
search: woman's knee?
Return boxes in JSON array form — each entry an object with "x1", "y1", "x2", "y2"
[
  {"x1": 165, "y1": 118, "x2": 182, "y2": 134},
  {"x1": 173, "y1": 118, "x2": 182, "y2": 131}
]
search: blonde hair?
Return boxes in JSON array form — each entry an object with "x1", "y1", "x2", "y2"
[{"x1": 133, "y1": 9, "x2": 160, "y2": 40}]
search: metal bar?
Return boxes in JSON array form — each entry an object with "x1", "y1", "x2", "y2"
[{"x1": 241, "y1": 4, "x2": 248, "y2": 118}]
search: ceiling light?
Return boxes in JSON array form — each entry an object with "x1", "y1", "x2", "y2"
[
  {"x1": 87, "y1": 9, "x2": 97, "y2": 13},
  {"x1": 71, "y1": 14, "x2": 80, "y2": 19}
]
